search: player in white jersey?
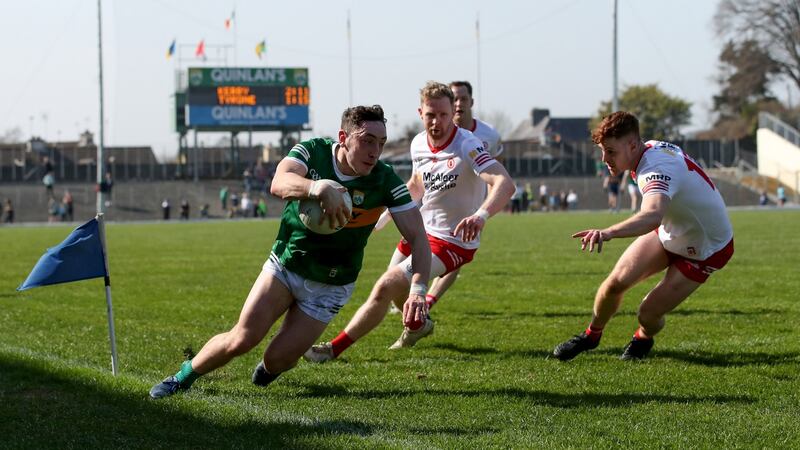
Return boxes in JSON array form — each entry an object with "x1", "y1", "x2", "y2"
[
  {"x1": 304, "y1": 81, "x2": 514, "y2": 362},
  {"x1": 553, "y1": 111, "x2": 734, "y2": 361},
  {"x1": 419, "y1": 81, "x2": 504, "y2": 310},
  {"x1": 387, "y1": 80, "x2": 505, "y2": 314},
  {"x1": 451, "y1": 81, "x2": 504, "y2": 160}
]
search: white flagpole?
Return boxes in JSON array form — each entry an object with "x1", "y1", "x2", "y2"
[
  {"x1": 96, "y1": 0, "x2": 106, "y2": 214},
  {"x1": 96, "y1": 213, "x2": 118, "y2": 375},
  {"x1": 347, "y1": 10, "x2": 353, "y2": 106},
  {"x1": 232, "y1": 6, "x2": 237, "y2": 66},
  {"x1": 612, "y1": 0, "x2": 619, "y2": 113}
]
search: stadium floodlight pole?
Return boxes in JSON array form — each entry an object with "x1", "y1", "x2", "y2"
[
  {"x1": 193, "y1": 130, "x2": 199, "y2": 183},
  {"x1": 612, "y1": 0, "x2": 619, "y2": 113},
  {"x1": 96, "y1": 0, "x2": 106, "y2": 214},
  {"x1": 233, "y1": 6, "x2": 237, "y2": 66},
  {"x1": 476, "y1": 12, "x2": 482, "y2": 116},
  {"x1": 347, "y1": 10, "x2": 353, "y2": 106}
]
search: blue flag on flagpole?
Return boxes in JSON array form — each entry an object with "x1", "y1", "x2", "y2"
[{"x1": 18, "y1": 218, "x2": 108, "y2": 291}]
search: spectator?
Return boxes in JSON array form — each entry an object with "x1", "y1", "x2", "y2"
[
  {"x1": 180, "y1": 199, "x2": 190, "y2": 220},
  {"x1": 3, "y1": 198, "x2": 13, "y2": 223},
  {"x1": 777, "y1": 186, "x2": 787, "y2": 207},
  {"x1": 243, "y1": 168, "x2": 253, "y2": 193},
  {"x1": 257, "y1": 198, "x2": 267, "y2": 218},
  {"x1": 43, "y1": 156, "x2": 54, "y2": 175},
  {"x1": 254, "y1": 159, "x2": 267, "y2": 194},
  {"x1": 99, "y1": 172, "x2": 114, "y2": 207},
  {"x1": 230, "y1": 192, "x2": 240, "y2": 218},
  {"x1": 240, "y1": 193, "x2": 251, "y2": 218},
  {"x1": 621, "y1": 170, "x2": 641, "y2": 212},
  {"x1": 42, "y1": 156, "x2": 55, "y2": 199},
  {"x1": 759, "y1": 191, "x2": 768, "y2": 206},
  {"x1": 539, "y1": 183, "x2": 549, "y2": 211},
  {"x1": 559, "y1": 191, "x2": 569, "y2": 211},
  {"x1": 522, "y1": 183, "x2": 531, "y2": 212},
  {"x1": 567, "y1": 190, "x2": 579, "y2": 210},
  {"x1": 42, "y1": 167, "x2": 56, "y2": 199},
  {"x1": 47, "y1": 198, "x2": 59, "y2": 223},
  {"x1": 219, "y1": 186, "x2": 229, "y2": 212},
  {"x1": 549, "y1": 192, "x2": 559, "y2": 211},
  {"x1": 162, "y1": 198, "x2": 171, "y2": 220},
  {"x1": 200, "y1": 203, "x2": 210, "y2": 219},
  {"x1": 510, "y1": 182, "x2": 523, "y2": 213},
  {"x1": 603, "y1": 169, "x2": 621, "y2": 212},
  {"x1": 62, "y1": 190, "x2": 74, "y2": 222}
]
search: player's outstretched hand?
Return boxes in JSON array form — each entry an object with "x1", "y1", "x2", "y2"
[
  {"x1": 402, "y1": 294, "x2": 428, "y2": 328},
  {"x1": 453, "y1": 214, "x2": 486, "y2": 243},
  {"x1": 318, "y1": 184, "x2": 351, "y2": 230},
  {"x1": 572, "y1": 229, "x2": 610, "y2": 253}
]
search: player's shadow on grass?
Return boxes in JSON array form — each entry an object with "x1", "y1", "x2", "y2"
[
  {"x1": 493, "y1": 307, "x2": 787, "y2": 319},
  {"x1": 428, "y1": 342, "x2": 553, "y2": 360},
  {"x1": 591, "y1": 348, "x2": 800, "y2": 367},
  {"x1": 646, "y1": 349, "x2": 800, "y2": 367},
  {"x1": 481, "y1": 270, "x2": 609, "y2": 277},
  {"x1": 0, "y1": 353, "x2": 374, "y2": 447},
  {"x1": 297, "y1": 383, "x2": 755, "y2": 408},
  {"x1": 430, "y1": 342, "x2": 501, "y2": 355}
]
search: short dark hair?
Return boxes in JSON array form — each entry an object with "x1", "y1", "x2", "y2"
[
  {"x1": 449, "y1": 81, "x2": 473, "y2": 97},
  {"x1": 341, "y1": 105, "x2": 387, "y2": 132},
  {"x1": 591, "y1": 111, "x2": 640, "y2": 144}
]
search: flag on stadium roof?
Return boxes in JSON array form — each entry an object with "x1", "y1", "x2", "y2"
[
  {"x1": 255, "y1": 40, "x2": 266, "y2": 59},
  {"x1": 195, "y1": 39, "x2": 206, "y2": 60},
  {"x1": 18, "y1": 218, "x2": 108, "y2": 291},
  {"x1": 225, "y1": 9, "x2": 235, "y2": 30},
  {"x1": 166, "y1": 39, "x2": 176, "y2": 59}
]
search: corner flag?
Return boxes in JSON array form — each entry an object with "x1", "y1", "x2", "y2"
[
  {"x1": 18, "y1": 218, "x2": 108, "y2": 291},
  {"x1": 17, "y1": 215, "x2": 119, "y2": 376}
]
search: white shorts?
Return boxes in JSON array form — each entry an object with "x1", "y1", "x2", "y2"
[
  {"x1": 627, "y1": 183, "x2": 638, "y2": 196},
  {"x1": 262, "y1": 253, "x2": 355, "y2": 324}
]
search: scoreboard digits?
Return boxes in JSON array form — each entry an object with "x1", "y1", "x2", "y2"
[
  {"x1": 284, "y1": 86, "x2": 310, "y2": 106},
  {"x1": 211, "y1": 86, "x2": 310, "y2": 106}
]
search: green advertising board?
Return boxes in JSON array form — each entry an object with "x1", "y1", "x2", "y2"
[{"x1": 187, "y1": 67, "x2": 309, "y2": 87}]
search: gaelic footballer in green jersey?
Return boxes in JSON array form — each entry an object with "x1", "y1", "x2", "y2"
[
  {"x1": 274, "y1": 137, "x2": 415, "y2": 285},
  {"x1": 305, "y1": 82, "x2": 514, "y2": 362},
  {"x1": 149, "y1": 105, "x2": 431, "y2": 399}
]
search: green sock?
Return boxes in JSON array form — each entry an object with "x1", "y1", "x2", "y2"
[{"x1": 174, "y1": 359, "x2": 201, "y2": 388}]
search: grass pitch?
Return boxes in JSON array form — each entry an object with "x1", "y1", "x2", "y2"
[{"x1": 1, "y1": 210, "x2": 799, "y2": 448}]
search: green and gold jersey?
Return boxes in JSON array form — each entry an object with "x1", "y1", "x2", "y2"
[{"x1": 272, "y1": 138, "x2": 414, "y2": 285}]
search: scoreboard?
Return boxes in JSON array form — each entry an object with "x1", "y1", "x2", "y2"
[{"x1": 185, "y1": 67, "x2": 310, "y2": 129}]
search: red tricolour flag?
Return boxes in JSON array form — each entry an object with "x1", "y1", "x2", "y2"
[{"x1": 195, "y1": 39, "x2": 206, "y2": 60}]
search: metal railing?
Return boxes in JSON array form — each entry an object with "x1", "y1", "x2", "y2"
[{"x1": 759, "y1": 112, "x2": 800, "y2": 147}]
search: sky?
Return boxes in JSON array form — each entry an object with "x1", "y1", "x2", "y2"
[{"x1": 0, "y1": 0, "x2": 777, "y2": 161}]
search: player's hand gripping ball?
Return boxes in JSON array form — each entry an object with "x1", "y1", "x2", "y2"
[{"x1": 299, "y1": 180, "x2": 352, "y2": 234}]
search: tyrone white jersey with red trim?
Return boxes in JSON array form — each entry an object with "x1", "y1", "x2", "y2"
[
  {"x1": 634, "y1": 140, "x2": 733, "y2": 260},
  {"x1": 411, "y1": 126, "x2": 498, "y2": 249},
  {"x1": 469, "y1": 118, "x2": 504, "y2": 158}
]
